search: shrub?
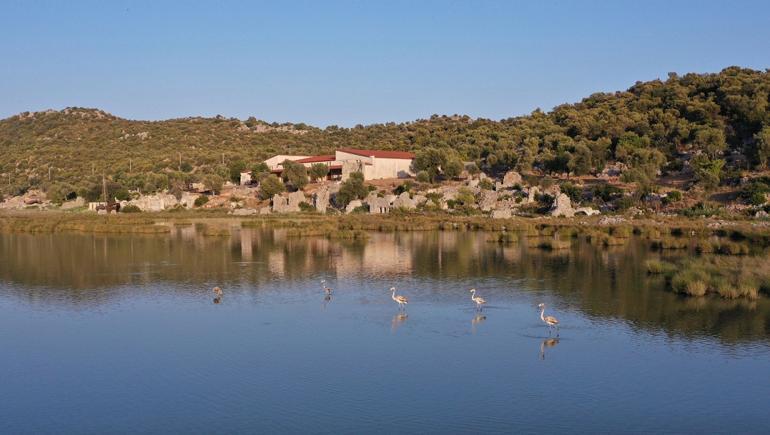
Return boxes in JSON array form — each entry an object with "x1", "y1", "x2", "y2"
[
  {"x1": 298, "y1": 202, "x2": 315, "y2": 212},
  {"x1": 121, "y1": 204, "x2": 141, "y2": 213},
  {"x1": 194, "y1": 195, "x2": 209, "y2": 207},
  {"x1": 479, "y1": 178, "x2": 494, "y2": 190},
  {"x1": 671, "y1": 269, "x2": 709, "y2": 296},
  {"x1": 645, "y1": 259, "x2": 676, "y2": 274},
  {"x1": 416, "y1": 170, "x2": 430, "y2": 183}
]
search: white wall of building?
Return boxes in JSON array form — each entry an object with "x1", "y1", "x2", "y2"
[{"x1": 264, "y1": 155, "x2": 309, "y2": 170}]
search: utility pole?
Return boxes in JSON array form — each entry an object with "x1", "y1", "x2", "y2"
[
  {"x1": 178, "y1": 152, "x2": 182, "y2": 171},
  {"x1": 92, "y1": 163, "x2": 95, "y2": 175},
  {"x1": 222, "y1": 153, "x2": 225, "y2": 165},
  {"x1": 48, "y1": 166, "x2": 52, "y2": 181},
  {"x1": 129, "y1": 158, "x2": 132, "y2": 173},
  {"x1": 102, "y1": 173, "x2": 107, "y2": 203}
]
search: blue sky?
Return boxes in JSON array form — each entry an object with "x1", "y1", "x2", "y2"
[{"x1": 1, "y1": 0, "x2": 768, "y2": 126}]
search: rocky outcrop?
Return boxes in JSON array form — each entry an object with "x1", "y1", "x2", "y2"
[
  {"x1": 314, "y1": 186, "x2": 330, "y2": 213},
  {"x1": 180, "y1": 192, "x2": 200, "y2": 209},
  {"x1": 272, "y1": 191, "x2": 306, "y2": 213},
  {"x1": 550, "y1": 193, "x2": 575, "y2": 217},
  {"x1": 526, "y1": 186, "x2": 540, "y2": 204},
  {"x1": 479, "y1": 190, "x2": 499, "y2": 211},
  {"x1": 345, "y1": 199, "x2": 364, "y2": 213},
  {"x1": 124, "y1": 193, "x2": 178, "y2": 212},
  {"x1": 502, "y1": 170, "x2": 523, "y2": 187}
]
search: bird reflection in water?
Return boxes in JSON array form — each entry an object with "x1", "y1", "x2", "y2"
[
  {"x1": 213, "y1": 296, "x2": 221, "y2": 305},
  {"x1": 322, "y1": 293, "x2": 332, "y2": 309},
  {"x1": 391, "y1": 312, "x2": 408, "y2": 333},
  {"x1": 539, "y1": 338, "x2": 560, "y2": 360},
  {"x1": 471, "y1": 314, "x2": 487, "y2": 334}
]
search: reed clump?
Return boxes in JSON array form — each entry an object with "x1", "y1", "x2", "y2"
[
  {"x1": 654, "y1": 256, "x2": 770, "y2": 299},
  {"x1": 487, "y1": 232, "x2": 519, "y2": 244}
]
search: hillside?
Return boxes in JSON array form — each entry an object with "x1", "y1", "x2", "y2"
[{"x1": 1, "y1": 66, "x2": 769, "y2": 203}]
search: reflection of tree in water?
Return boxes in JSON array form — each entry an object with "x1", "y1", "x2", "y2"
[{"x1": 1, "y1": 229, "x2": 768, "y2": 344}]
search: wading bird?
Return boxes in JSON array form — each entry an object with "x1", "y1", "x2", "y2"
[
  {"x1": 213, "y1": 286, "x2": 223, "y2": 298},
  {"x1": 390, "y1": 287, "x2": 409, "y2": 310},
  {"x1": 538, "y1": 303, "x2": 560, "y2": 336},
  {"x1": 469, "y1": 288, "x2": 486, "y2": 311},
  {"x1": 321, "y1": 280, "x2": 332, "y2": 294}
]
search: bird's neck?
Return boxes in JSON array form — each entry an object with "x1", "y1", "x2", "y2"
[{"x1": 540, "y1": 309, "x2": 545, "y2": 321}]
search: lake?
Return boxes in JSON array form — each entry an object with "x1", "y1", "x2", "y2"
[{"x1": 1, "y1": 226, "x2": 769, "y2": 433}]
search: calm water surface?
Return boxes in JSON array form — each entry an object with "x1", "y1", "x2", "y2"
[{"x1": 1, "y1": 227, "x2": 769, "y2": 433}]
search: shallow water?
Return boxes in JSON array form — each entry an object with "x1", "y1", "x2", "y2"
[{"x1": 1, "y1": 228, "x2": 769, "y2": 433}]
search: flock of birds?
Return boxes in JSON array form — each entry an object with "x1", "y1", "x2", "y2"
[{"x1": 212, "y1": 281, "x2": 562, "y2": 336}]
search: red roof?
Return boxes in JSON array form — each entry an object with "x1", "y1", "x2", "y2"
[
  {"x1": 295, "y1": 155, "x2": 335, "y2": 164},
  {"x1": 338, "y1": 148, "x2": 415, "y2": 159}
]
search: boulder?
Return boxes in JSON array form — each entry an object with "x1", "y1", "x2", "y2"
[
  {"x1": 502, "y1": 170, "x2": 523, "y2": 187},
  {"x1": 232, "y1": 208, "x2": 257, "y2": 216},
  {"x1": 345, "y1": 199, "x2": 363, "y2": 213},
  {"x1": 392, "y1": 192, "x2": 416, "y2": 210},
  {"x1": 60, "y1": 197, "x2": 85, "y2": 210},
  {"x1": 491, "y1": 209, "x2": 512, "y2": 219},
  {"x1": 574, "y1": 206, "x2": 600, "y2": 216},
  {"x1": 412, "y1": 194, "x2": 428, "y2": 205},
  {"x1": 259, "y1": 206, "x2": 272, "y2": 215},
  {"x1": 550, "y1": 193, "x2": 575, "y2": 217}
]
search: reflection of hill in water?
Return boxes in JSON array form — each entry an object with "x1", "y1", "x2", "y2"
[{"x1": 1, "y1": 228, "x2": 768, "y2": 344}]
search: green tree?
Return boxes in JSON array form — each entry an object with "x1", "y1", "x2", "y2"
[
  {"x1": 691, "y1": 154, "x2": 724, "y2": 190},
  {"x1": 259, "y1": 174, "x2": 285, "y2": 200},
  {"x1": 280, "y1": 160, "x2": 308, "y2": 190},
  {"x1": 336, "y1": 172, "x2": 367, "y2": 207},
  {"x1": 753, "y1": 126, "x2": 770, "y2": 169},
  {"x1": 412, "y1": 148, "x2": 446, "y2": 182},
  {"x1": 202, "y1": 174, "x2": 224, "y2": 194},
  {"x1": 443, "y1": 157, "x2": 464, "y2": 179},
  {"x1": 251, "y1": 162, "x2": 270, "y2": 181},
  {"x1": 309, "y1": 163, "x2": 330, "y2": 181},
  {"x1": 228, "y1": 160, "x2": 247, "y2": 183}
]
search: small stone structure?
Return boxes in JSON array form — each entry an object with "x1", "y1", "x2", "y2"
[
  {"x1": 368, "y1": 196, "x2": 391, "y2": 214},
  {"x1": 272, "y1": 191, "x2": 306, "y2": 213}
]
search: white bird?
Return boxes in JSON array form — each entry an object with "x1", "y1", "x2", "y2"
[
  {"x1": 212, "y1": 286, "x2": 223, "y2": 297},
  {"x1": 321, "y1": 280, "x2": 332, "y2": 294},
  {"x1": 538, "y1": 303, "x2": 560, "y2": 336},
  {"x1": 390, "y1": 287, "x2": 409, "y2": 310},
  {"x1": 469, "y1": 288, "x2": 486, "y2": 311}
]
